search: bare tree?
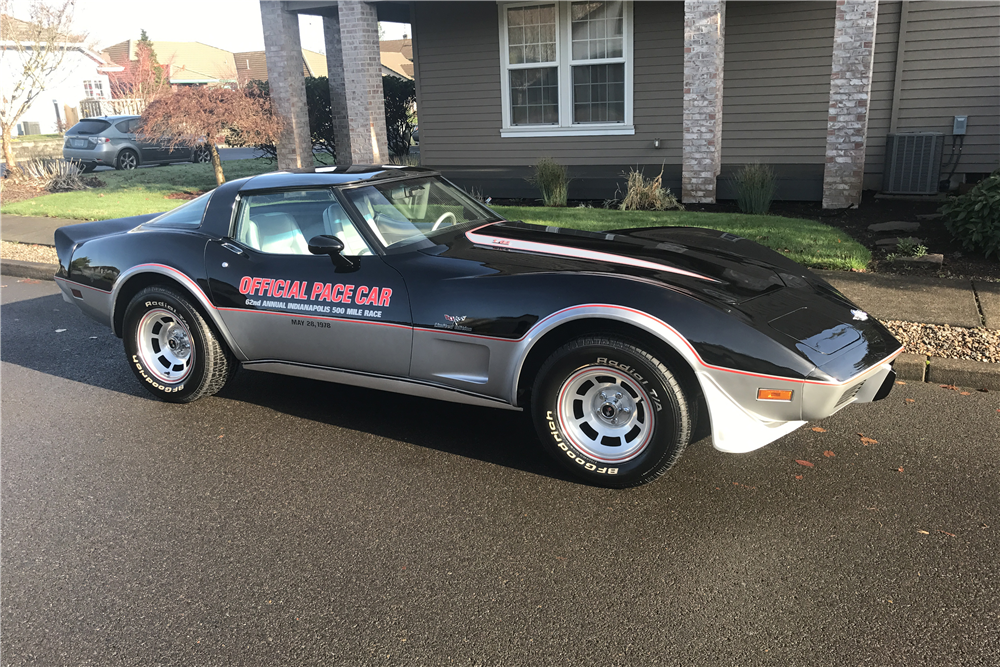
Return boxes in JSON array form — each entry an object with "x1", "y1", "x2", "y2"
[
  {"x1": 0, "y1": 0, "x2": 81, "y2": 169},
  {"x1": 138, "y1": 85, "x2": 282, "y2": 185}
]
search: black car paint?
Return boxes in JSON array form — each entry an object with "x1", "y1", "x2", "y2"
[{"x1": 54, "y1": 167, "x2": 900, "y2": 389}]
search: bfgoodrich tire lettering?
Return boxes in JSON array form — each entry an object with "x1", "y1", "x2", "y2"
[
  {"x1": 532, "y1": 336, "x2": 693, "y2": 488},
  {"x1": 123, "y1": 286, "x2": 234, "y2": 403}
]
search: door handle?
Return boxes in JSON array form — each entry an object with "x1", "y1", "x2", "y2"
[{"x1": 221, "y1": 242, "x2": 245, "y2": 256}]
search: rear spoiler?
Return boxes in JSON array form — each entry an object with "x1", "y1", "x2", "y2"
[{"x1": 53, "y1": 213, "x2": 161, "y2": 276}]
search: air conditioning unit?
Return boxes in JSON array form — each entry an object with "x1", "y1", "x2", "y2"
[{"x1": 882, "y1": 132, "x2": 944, "y2": 195}]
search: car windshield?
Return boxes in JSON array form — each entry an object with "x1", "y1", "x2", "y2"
[{"x1": 343, "y1": 176, "x2": 501, "y2": 250}]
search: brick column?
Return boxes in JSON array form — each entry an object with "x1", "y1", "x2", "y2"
[
  {"x1": 682, "y1": 0, "x2": 725, "y2": 204},
  {"x1": 822, "y1": 0, "x2": 878, "y2": 209},
  {"x1": 260, "y1": 1, "x2": 314, "y2": 170},
  {"x1": 324, "y1": 10, "x2": 353, "y2": 165},
  {"x1": 325, "y1": 1, "x2": 388, "y2": 165}
]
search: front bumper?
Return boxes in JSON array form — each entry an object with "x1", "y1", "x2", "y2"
[{"x1": 702, "y1": 349, "x2": 902, "y2": 454}]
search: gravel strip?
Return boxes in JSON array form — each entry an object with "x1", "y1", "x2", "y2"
[
  {"x1": 883, "y1": 320, "x2": 1000, "y2": 365},
  {"x1": 1, "y1": 241, "x2": 58, "y2": 264}
]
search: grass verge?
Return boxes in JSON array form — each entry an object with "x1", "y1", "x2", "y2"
[
  {"x1": 493, "y1": 206, "x2": 870, "y2": 271},
  {"x1": 1, "y1": 158, "x2": 276, "y2": 221}
]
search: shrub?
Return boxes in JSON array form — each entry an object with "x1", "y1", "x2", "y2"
[
  {"x1": 941, "y1": 170, "x2": 1000, "y2": 259},
  {"x1": 896, "y1": 237, "x2": 927, "y2": 258},
  {"x1": 239, "y1": 77, "x2": 335, "y2": 160},
  {"x1": 10, "y1": 158, "x2": 88, "y2": 192},
  {"x1": 383, "y1": 76, "x2": 417, "y2": 157},
  {"x1": 618, "y1": 166, "x2": 683, "y2": 211},
  {"x1": 530, "y1": 157, "x2": 569, "y2": 207},
  {"x1": 733, "y1": 162, "x2": 777, "y2": 214}
]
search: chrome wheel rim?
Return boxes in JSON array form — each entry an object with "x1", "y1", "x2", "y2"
[
  {"x1": 556, "y1": 367, "x2": 654, "y2": 463},
  {"x1": 136, "y1": 309, "x2": 194, "y2": 383},
  {"x1": 196, "y1": 148, "x2": 210, "y2": 162},
  {"x1": 120, "y1": 152, "x2": 137, "y2": 169}
]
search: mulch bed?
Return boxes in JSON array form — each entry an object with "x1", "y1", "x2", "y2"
[{"x1": 0, "y1": 180, "x2": 46, "y2": 204}]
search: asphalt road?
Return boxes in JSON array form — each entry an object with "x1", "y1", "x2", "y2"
[{"x1": 2, "y1": 279, "x2": 999, "y2": 666}]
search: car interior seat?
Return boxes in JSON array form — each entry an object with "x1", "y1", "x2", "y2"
[
  {"x1": 322, "y1": 204, "x2": 371, "y2": 256},
  {"x1": 252, "y1": 212, "x2": 309, "y2": 255}
]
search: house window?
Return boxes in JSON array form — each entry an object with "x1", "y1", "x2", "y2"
[
  {"x1": 499, "y1": 1, "x2": 633, "y2": 137},
  {"x1": 83, "y1": 80, "x2": 106, "y2": 100}
]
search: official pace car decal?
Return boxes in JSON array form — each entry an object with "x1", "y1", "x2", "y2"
[{"x1": 238, "y1": 275, "x2": 392, "y2": 318}]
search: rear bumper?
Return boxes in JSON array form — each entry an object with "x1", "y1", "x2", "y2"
[{"x1": 63, "y1": 145, "x2": 116, "y2": 165}]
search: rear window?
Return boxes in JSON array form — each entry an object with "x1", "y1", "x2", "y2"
[
  {"x1": 145, "y1": 191, "x2": 213, "y2": 228},
  {"x1": 67, "y1": 119, "x2": 111, "y2": 135}
]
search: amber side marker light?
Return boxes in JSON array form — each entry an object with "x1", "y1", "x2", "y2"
[{"x1": 757, "y1": 389, "x2": 793, "y2": 401}]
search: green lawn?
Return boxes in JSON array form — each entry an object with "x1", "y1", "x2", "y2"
[
  {"x1": 493, "y1": 206, "x2": 870, "y2": 271},
  {"x1": 1, "y1": 159, "x2": 276, "y2": 221}
]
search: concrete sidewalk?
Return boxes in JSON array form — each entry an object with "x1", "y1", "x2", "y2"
[{"x1": 3, "y1": 214, "x2": 998, "y2": 388}]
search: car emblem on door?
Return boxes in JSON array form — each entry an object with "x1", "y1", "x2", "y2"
[{"x1": 444, "y1": 314, "x2": 467, "y2": 323}]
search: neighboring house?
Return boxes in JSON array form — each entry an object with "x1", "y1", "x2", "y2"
[
  {"x1": 257, "y1": 0, "x2": 999, "y2": 209},
  {"x1": 233, "y1": 43, "x2": 412, "y2": 85},
  {"x1": 0, "y1": 14, "x2": 122, "y2": 135},
  {"x1": 104, "y1": 39, "x2": 238, "y2": 87}
]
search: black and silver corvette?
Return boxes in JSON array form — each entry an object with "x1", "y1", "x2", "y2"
[{"x1": 54, "y1": 166, "x2": 902, "y2": 488}]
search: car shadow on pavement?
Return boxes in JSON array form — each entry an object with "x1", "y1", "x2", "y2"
[
  {"x1": 2, "y1": 291, "x2": 576, "y2": 483},
  {"x1": 217, "y1": 369, "x2": 578, "y2": 483}
]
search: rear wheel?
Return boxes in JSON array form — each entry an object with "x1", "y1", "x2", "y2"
[
  {"x1": 116, "y1": 148, "x2": 138, "y2": 170},
  {"x1": 532, "y1": 336, "x2": 693, "y2": 488},
  {"x1": 193, "y1": 145, "x2": 211, "y2": 163},
  {"x1": 123, "y1": 286, "x2": 234, "y2": 403}
]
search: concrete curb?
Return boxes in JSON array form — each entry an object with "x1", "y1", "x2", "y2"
[
  {"x1": 1, "y1": 259, "x2": 57, "y2": 281},
  {"x1": 926, "y1": 356, "x2": 1000, "y2": 392}
]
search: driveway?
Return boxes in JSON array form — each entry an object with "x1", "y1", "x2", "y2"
[{"x1": 3, "y1": 279, "x2": 998, "y2": 666}]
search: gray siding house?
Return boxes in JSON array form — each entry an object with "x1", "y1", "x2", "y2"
[{"x1": 259, "y1": 0, "x2": 999, "y2": 208}]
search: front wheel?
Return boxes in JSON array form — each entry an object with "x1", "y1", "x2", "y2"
[
  {"x1": 123, "y1": 286, "x2": 234, "y2": 403},
  {"x1": 193, "y1": 145, "x2": 211, "y2": 163},
  {"x1": 531, "y1": 336, "x2": 694, "y2": 488}
]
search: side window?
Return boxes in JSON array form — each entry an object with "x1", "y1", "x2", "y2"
[
  {"x1": 115, "y1": 120, "x2": 131, "y2": 133},
  {"x1": 235, "y1": 190, "x2": 372, "y2": 257},
  {"x1": 146, "y1": 191, "x2": 212, "y2": 228}
]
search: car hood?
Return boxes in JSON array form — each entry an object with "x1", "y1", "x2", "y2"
[{"x1": 440, "y1": 221, "x2": 826, "y2": 306}]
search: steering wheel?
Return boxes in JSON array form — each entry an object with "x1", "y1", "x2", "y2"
[{"x1": 431, "y1": 211, "x2": 457, "y2": 231}]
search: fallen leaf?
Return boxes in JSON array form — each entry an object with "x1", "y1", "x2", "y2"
[
  {"x1": 794, "y1": 475, "x2": 803, "y2": 480},
  {"x1": 896, "y1": 380, "x2": 906, "y2": 385},
  {"x1": 795, "y1": 460, "x2": 814, "y2": 468},
  {"x1": 860, "y1": 436, "x2": 878, "y2": 446},
  {"x1": 811, "y1": 427, "x2": 827, "y2": 433},
  {"x1": 917, "y1": 530, "x2": 930, "y2": 535},
  {"x1": 905, "y1": 398, "x2": 915, "y2": 403},
  {"x1": 940, "y1": 384, "x2": 959, "y2": 391},
  {"x1": 960, "y1": 391, "x2": 971, "y2": 396},
  {"x1": 897, "y1": 467, "x2": 904, "y2": 472},
  {"x1": 823, "y1": 450, "x2": 836, "y2": 458},
  {"x1": 937, "y1": 530, "x2": 956, "y2": 537},
  {"x1": 978, "y1": 388, "x2": 989, "y2": 393}
]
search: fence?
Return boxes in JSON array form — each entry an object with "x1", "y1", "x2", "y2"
[{"x1": 79, "y1": 98, "x2": 145, "y2": 118}]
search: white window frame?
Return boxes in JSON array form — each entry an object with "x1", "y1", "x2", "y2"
[
  {"x1": 83, "y1": 80, "x2": 106, "y2": 100},
  {"x1": 498, "y1": 0, "x2": 634, "y2": 137}
]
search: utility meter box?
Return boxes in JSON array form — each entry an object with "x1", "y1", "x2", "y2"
[{"x1": 953, "y1": 116, "x2": 968, "y2": 135}]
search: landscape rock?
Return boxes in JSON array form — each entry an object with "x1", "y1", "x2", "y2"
[
  {"x1": 868, "y1": 221, "x2": 921, "y2": 233},
  {"x1": 892, "y1": 254, "x2": 943, "y2": 268}
]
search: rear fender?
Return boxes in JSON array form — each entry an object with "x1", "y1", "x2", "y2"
[{"x1": 111, "y1": 264, "x2": 247, "y2": 360}]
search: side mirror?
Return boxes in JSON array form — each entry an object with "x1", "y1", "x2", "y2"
[{"x1": 308, "y1": 235, "x2": 356, "y2": 270}]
